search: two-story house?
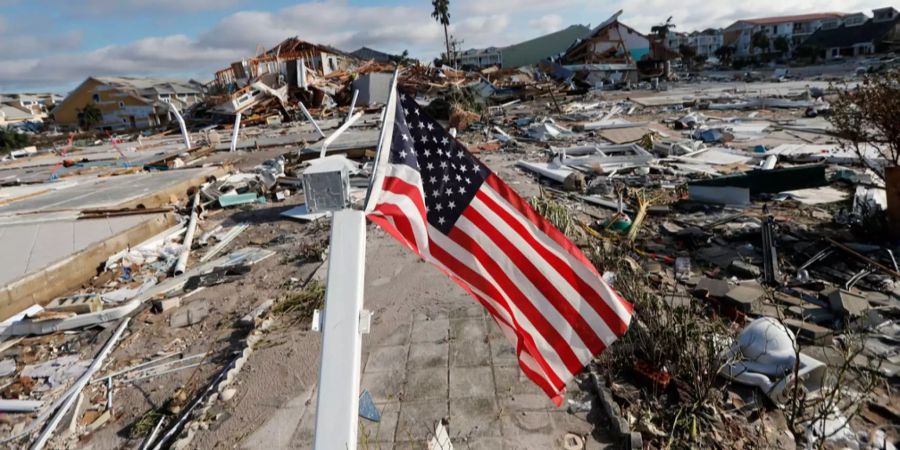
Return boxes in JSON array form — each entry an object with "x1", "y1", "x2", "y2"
[{"x1": 724, "y1": 12, "x2": 848, "y2": 57}]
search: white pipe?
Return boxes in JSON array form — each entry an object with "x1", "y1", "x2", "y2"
[
  {"x1": 167, "y1": 104, "x2": 191, "y2": 150},
  {"x1": 346, "y1": 89, "x2": 359, "y2": 123},
  {"x1": 229, "y1": 112, "x2": 242, "y2": 153},
  {"x1": 174, "y1": 192, "x2": 200, "y2": 276},
  {"x1": 0, "y1": 399, "x2": 42, "y2": 413},
  {"x1": 30, "y1": 318, "x2": 131, "y2": 450},
  {"x1": 299, "y1": 102, "x2": 326, "y2": 138},
  {"x1": 139, "y1": 416, "x2": 165, "y2": 450},
  {"x1": 313, "y1": 210, "x2": 367, "y2": 450},
  {"x1": 319, "y1": 111, "x2": 363, "y2": 159}
]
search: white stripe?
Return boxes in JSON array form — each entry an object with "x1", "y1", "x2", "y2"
[
  {"x1": 373, "y1": 190, "x2": 430, "y2": 254},
  {"x1": 470, "y1": 196, "x2": 618, "y2": 346},
  {"x1": 427, "y1": 229, "x2": 572, "y2": 382},
  {"x1": 453, "y1": 215, "x2": 595, "y2": 365},
  {"x1": 481, "y1": 187, "x2": 633, "y2": 325}
]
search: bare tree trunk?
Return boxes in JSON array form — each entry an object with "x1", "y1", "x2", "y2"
[{"x1": 443, "y1": 24, "x2": 451, "y2": 68}]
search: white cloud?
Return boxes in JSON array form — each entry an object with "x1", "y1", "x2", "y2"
[
  {"x1": 0, "y1": 31, "x2": 82, "y2": 59},
  {"x1": 197, "y1": 2, "x2": 443, "y2": 56},
  {"x1": 529, "y1": 14, "x2": 565, "y2": 34},
  {"x1": 0, "y1": 0, "x2": 894, "y2": 91},
  {"x1": 47, "y1": 0, "x2": 244, "y2": 14}
]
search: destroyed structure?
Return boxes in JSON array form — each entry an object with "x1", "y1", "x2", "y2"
[
  {"x1": 0, "y1": 7, "x2": 899, "y2": 450},
  {"x1": 50, "y1": 77, "x2": 206, "y2": 131}
]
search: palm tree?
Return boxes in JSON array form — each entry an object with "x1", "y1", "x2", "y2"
[
  {"x1": 431, "y1": 0, "x2": 451, "y2": 67},
  {"x1": 78, "y1": 103, "x2": 103, "y2": 130}
]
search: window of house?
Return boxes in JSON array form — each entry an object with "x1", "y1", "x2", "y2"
[
  {"x1": 92, "y1": 94, "x2": 100, "y2": 102},
  {"x1": 118, "y1": 101, "x2": 125, "y2": 109}
]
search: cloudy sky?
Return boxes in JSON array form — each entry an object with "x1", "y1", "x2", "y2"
[{"x1": 0, "y1": 0, "x2": 890, "y2": 93}]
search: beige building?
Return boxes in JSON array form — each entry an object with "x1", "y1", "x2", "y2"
[{"x1": 51, "y1": 77, "x2": 204, "y2": 131}]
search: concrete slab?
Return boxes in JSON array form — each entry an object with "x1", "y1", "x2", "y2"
[
  {"x1": 500, "y1": 409, "x2": 555, "y2": 437},
  {"x1": 450, "y1": 338, "x2": 491, "y2": 368},
  {"x1": 365, "y1": 345, "x2": 409, "y2": 373},
  {"x1": 361, "y1": 370, "x2": 406, "y2": 403},
  {"x1": 724, "y1": 284, "x2": 765, "y2": 313},
  {"x1": 411, "y1": 318, "x2": 449, "y2": 344},
  {"x1": 450, "y1": 317, "x2": 488, "y2": 341},
  {"x1": 408, "y1": 342, "x2": 449, "y2": 370},
  {"x1": 359, "y1": 402, "x2": 401, "y2": 444},
  {"x1": 490, "y1": 340, "x2": 519, "y2": 367},
  {"x1": 449, "y1": 397, "x2": 502, "y2": 438},
  {"x1": 395, "y1": 400, "x2": 449, "y2": 443},
  {"x1": 404, "y1": 368, "x2": 449, "y2": 401},
  {"x1": 450, "y1": 367, "x2": 495, "y2": 399},
  {"x1": 0, "y1": 168, "x2": 218, "y2": 215}
]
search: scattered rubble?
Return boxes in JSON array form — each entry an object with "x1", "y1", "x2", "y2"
[{"x1": 0, "y1": 27, "x2": 898, "y2": 449}]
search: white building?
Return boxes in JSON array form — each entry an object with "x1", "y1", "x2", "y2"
[
  {"x1": 452, "y1": 47, "x2": 503, "y2": 69},
  {"x1": 689, "y1": 30, "x2": 724, "y2": 58},
  {"x1": 665, "y1": 32, "x2": 689, "y2": 51},
  {"x1": 724, "y1": 12, "x2": 848, "y2": 57}
]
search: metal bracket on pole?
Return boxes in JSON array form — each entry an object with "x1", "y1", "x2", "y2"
[
  {"x1": 312, "y1": 210, "x2": 367, "y2": 450},
  {"x1": 319, "y1": 111, "x2": 363, "y2": 159},
  {"x1": 230, "y1": 112, "x2": 242, "y2": 153},
  {"x1": 299, "y1": 102, "x2": 326, "y2": 139}
]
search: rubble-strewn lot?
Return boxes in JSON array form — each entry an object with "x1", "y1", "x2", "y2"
[{"x1": 0, "y1": 54, "x2": 898, "y2": 450}]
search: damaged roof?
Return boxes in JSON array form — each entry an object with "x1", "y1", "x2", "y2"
[
  {"x1": 732, "y1": 12, "x2": 848, "y2": 26},
  {"x1": 803, "y1": 15, "x2": 900, "y2": 48}
]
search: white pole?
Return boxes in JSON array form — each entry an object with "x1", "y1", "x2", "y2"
[
  {"x1": 174, "y1": 192, "x2": 200, "y2": 276},
  {"x1": 30, "y1": 318, "x2": 130, "y2": 450},
  {"x1": 230, "y1": 112, "x2": 242, "y2": 153},
  {"x1": 298, "y1": 102, "x2": 326, "y2": 138},
  {"x1": 167, "y1": 104, "x2": 191, "y2": 150},
  {"x1": 347, "y1": 89, "x2": 359, "y2": 124},
  {"x1": 312, "y1": 210, "x2": 367, "y2": 450},
  {"x1": 363, "y1": 68, "x2": 400, "y2": 212}
]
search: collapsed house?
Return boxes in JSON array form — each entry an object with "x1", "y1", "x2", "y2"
[
  {"x1": 50, "y1": 77, "x2": 205, "y2": 131},
  {"x1": 559, "y1": 11, "x2": 678, "y2": 86},
  {"x1": 213, "y1": 37, "x2": 357, "y2": 92}
]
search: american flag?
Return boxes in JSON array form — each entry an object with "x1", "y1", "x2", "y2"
[{"x1": 366, "y1": 90, "x2": 633, "y2": 405}]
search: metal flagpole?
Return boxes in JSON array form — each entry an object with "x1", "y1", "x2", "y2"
[
  {"x1": 311, "y1": 67, "x2": 399, "y2": 450},
  {"x1": 364, "y1": 68, "x2": 400, "y2": 212}
]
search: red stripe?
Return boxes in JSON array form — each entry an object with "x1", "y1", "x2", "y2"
[
  {"x1": 468, "y1": 292, "x2": 564, "y2": 404},
  {"x1": 428, "y1": 240, "x2": 566, "y2": 388},
  {"x1": 372, "y1": 203, "x2": 420, "y2": 253},
  {"x1": 484, "y1": 174, "x2": 634, "y2": 316},
  {"x1": 476, "y1": 190, "x2": 629, "y2": 336},
  {"x1": 460, "y1": 205, "x2": 607, "y2": 356},
  {"x1": 367, "y1": 214, "x2": 420, "y2": 256},
  {"x1": 445, "y1": 227, "x2": 584, "y2": 375},
  {"x1": 382, "y1": 176, "x2": 427, "y2": 219}
]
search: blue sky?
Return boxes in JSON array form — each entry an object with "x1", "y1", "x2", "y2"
[{"x1": 0, "y1": 0, "x2": 891, "y2": 93}]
